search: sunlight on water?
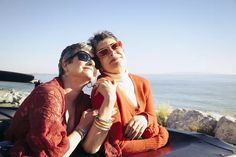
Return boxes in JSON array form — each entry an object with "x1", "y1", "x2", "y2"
[{"x1": 1, "y1": 74, "x2": 235, "y2": 116}]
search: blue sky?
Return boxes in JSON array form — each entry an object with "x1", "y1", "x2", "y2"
[{"x1": 0, "y1": 0, "x2": 236, "y2": 74}]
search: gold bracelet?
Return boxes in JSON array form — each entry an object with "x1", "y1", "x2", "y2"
[
  {"x1": 96, "y1": 116, "x2": 112, "y2": 127},
  {"x1": 77, "y1": 128, "x2": 86, "y2": 139},
  {"x1": 96, "y1": 115, "x2": 112, "y2": 123},
  {"x1": 94, "y1": 117, "x2": 112, "y2": 131},
  {"x1": 94, "y1": 122, "x2": 110, "y2": 131}
]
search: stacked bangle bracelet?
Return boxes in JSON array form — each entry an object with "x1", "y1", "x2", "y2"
[
  {"x1": 94, "y1": 116, "x2": 112, "y2": 131},
  {"x1": 77, "y1": 128, "x2": 86, "y2": 140}
]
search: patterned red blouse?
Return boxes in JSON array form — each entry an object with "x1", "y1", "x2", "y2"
[{"x1": 6, "y1": 78, "x2": 91, "y2": 157}]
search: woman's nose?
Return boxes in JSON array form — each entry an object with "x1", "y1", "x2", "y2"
[
  {"x1": 87, "y1": 58, "x2": 95, "y2": 66},
  {"x1": 110, "y1": 45, "x2": 117, "y2": 52},
  {"x1": 108, "y1": 47, "x2": 116, "y2": 56}
]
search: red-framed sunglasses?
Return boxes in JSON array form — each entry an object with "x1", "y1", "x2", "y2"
[{"x1": 96, "y1": 41, "x2": 122, "y2": 58}]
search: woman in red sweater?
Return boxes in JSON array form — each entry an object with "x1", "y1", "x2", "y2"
[
  {"x1": 86, "y1": 31, "x2": 169, "y2": 156},
  {"x1": 6, "y1": 42, "x2": 116, "y2": 157}
]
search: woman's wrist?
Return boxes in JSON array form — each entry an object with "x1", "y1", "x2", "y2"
[
  {"x1": 93, "y1": 115, "x2": 112, "y2": 131},
  {"x1": 103, "y1": 94, "x2": 116, "y2": 105},
  {"x1": 76, "y1": 127, "x2": 87, "y2": 140},
  {"x1": 98, "y1": 107, "x2": 113, "y2": 121}
]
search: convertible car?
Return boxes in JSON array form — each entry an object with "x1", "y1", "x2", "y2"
[{"x1": 0, "y1": 70, "x2": 236, "y2": 157}]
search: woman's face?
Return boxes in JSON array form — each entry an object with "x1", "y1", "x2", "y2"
[
  {"x1": 63, "y1": 50, "x2": 97, "y2": 82},
  {"x1": 96, "y1": 38, "x2": 126, "y2": 74}
]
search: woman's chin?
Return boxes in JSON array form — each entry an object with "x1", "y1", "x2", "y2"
[{"x1": 85, "y1": 72, "x2": 96, "y2": 81}]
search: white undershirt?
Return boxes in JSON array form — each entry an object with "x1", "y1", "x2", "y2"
[{"x1": 103, "y1": 71, "x2": 138, "y2": 108}]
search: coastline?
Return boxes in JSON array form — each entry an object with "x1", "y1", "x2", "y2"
[
  {"x1": 156, "y1": 107, "x2": 236, "y2": 145},
  {"x1": 2, "y1": 73, "x2": 234, "y2": 116},
  {"x1": 0, "y1": 87, "x2": 235, "y2": 117},
  {"x1": 1, "y1": 88, "x2": 236, "y2": 145},
  {"x1": 0, "y1": 88, "x2": 29, "y2": 106}
]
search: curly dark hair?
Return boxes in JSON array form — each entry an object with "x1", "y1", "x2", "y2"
[{"x1": 89, "y1": 31, "x2": 118, "y2": 69}]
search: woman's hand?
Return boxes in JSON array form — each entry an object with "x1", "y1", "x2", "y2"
[
  {"x1": 94, "y1": 79, "x2": 117, "y2": 102},
  {"x1": 77, "y1": 109, "x2": 98, "y2": 132},
  {"x1": 124, "y1": 115, "x2": 148, "y2": 140},
  {"x1": 94, "y1": 79, "x2": 118, "y2": 121}
]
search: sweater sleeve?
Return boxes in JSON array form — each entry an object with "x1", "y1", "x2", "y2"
[
  {"x1": 26, "y1": 86, "x2": 69, "y2": 157},
  {"x1": 137, "y1": 79, "x2": 160, "y2": 138},
  {"x1": 112, "y1": 126, "x2": 169, "y2": 155},
  {"x1": 118, "y1": 78, "x2": 169, "y2": 155},
  {"x1": 91, "y1": 87, "x2": 104, "y2": 109}
]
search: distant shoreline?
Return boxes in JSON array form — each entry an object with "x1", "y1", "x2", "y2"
[
  {"x1": 1, "y1": 73, "x2": 236, "y2": 117},
  {"x1": 0, "y1": 88, "x2": 235, "y2": 118}
]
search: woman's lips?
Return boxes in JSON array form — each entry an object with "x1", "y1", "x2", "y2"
[
  {"x1": 83, "y1": 66, "x2": 93, "y2": 71},
  {"x1": 110, "y1": 56, "x2": 122, "y2": 64}
]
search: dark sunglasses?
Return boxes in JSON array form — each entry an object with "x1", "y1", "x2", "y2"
[
  {"x1": 69, "y1": 51, "x2": 93, "y2": 62},
  {"x1": 96, "y1": 41, "x2": 122, "y2": 58}
]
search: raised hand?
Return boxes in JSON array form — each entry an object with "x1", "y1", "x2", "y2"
[
  {"x1": 94, "y1": 79, "x2": 117, "y2": 101},
  {"x1": 94, "y1": 79, "x2": 118, "y2": 121},
  {"x1": 77, "y1": 109, "x2": 98, "y2": 133}
]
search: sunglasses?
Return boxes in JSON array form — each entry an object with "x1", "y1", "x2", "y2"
[
  {"x1": 69, "y1": 51, "x2": 93, "y2": 62},
  {"x1": 96, "y1": 41, "x2": 122, "y2": 58}
]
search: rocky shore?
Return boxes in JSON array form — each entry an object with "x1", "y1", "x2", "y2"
[
  {"x1": 160, "y1": 108, "x2": 236, "y2": 145},
  {"x1": 0, "y1": 89, "x2": 236, "y2": 145},
  {"x1": 0, "y1": 88, "x2": 29, "y2": 106}
]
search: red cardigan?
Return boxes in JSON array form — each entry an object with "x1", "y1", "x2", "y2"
[
  {"x1": 92, "y1": 73, "x2": 169, "y2": 156},
  {"x1": 6, "y1": 78, "x2": 91, "y2": 157}
]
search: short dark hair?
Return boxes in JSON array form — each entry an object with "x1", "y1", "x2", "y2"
[
  {"x1": 58, "y1": 42, "x2": 92, "y2": 78},
  {"x1": 89, "y1": 31, "x2": 118, "y2": 69}
]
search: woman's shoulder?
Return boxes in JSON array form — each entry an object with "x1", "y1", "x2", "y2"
[
  {"x1": 36, "y1": 77, "x2": 62, "y2": 89},
  {"x1": 30, "y1": 78, "x2": 65, "y2": 112},
  {"x1": 129, "y1": 73, "x2": 150, "y2": 84},
  {"x1": 33, "y1": 77, "x2": 64, "y2": 98}
]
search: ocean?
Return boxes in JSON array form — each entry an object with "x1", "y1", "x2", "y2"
[
  {"x1": 144, "y1": 74, "x2": 236, "y2": 116},
  {"x1": 1, "y1": 73, "x2": 236, "y2": 116}
]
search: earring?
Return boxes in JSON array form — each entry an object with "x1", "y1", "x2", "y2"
[{"x1": 99, "y1": 68, "x2": 104, "y2": 73}]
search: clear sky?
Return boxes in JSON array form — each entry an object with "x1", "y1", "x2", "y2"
[{"x1": 0, "y1": 0, "x2": 236, "y2": 75}]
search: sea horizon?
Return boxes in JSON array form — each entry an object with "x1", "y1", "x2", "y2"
[{"x1": 1, "y1": 73, "x2": 236, "y2": 117}]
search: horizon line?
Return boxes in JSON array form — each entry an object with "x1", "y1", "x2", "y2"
[{"x1": 32, "y1": 72, "x2": 236, "y2": 76}]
